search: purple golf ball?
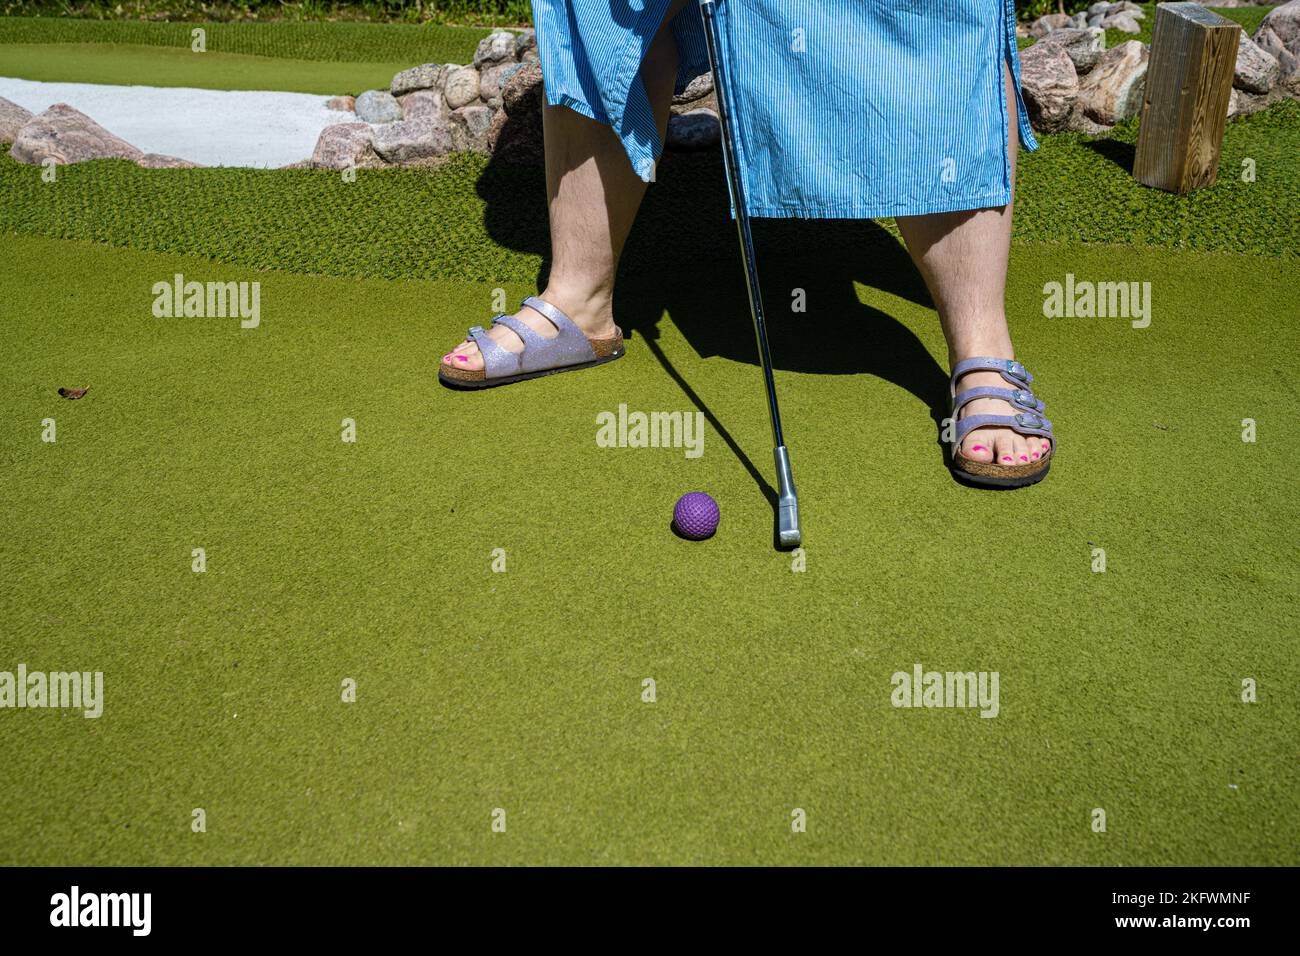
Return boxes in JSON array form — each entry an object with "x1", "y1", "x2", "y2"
[{"x1": 673, "y1": 492, "x2": 720, "y2": 540}]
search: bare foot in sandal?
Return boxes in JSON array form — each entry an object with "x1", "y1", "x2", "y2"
[
  {"x1": 950, "y1": 356, "x2": 1055, "y2": 488},
  {"x1": 440, "y1": 293, "x2": 616, "y2": 374},
  {"x1": 438, "y1": 294, "x2": 624, "y2": 388}
]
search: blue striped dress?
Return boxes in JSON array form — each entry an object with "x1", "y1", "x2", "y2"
[{"x1": 531, "y1": 0, "x2": 1039, "y2": 219}]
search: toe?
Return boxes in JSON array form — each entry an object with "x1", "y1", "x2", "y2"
[
  {"x1": 995, "y1": 432, "x2": 1017, "y2": 467},
  {"x1": 442, "y1": 340, "x2": 483, "y2": 372},
  {"x1": 1013, "y1": 433, "x2": 1031, "y2": 465},
  {"x1": 962, "y1": 431, "x2": 995, "y2": 462}
]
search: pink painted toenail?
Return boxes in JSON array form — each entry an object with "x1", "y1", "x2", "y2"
[
  {"x1": 1002, "y1": 456, "x2": 1013, "y2": 462},
  {"x1": 1019, "y1": 455, "x2": 1029, "y2": 461},
  {"x1": 1031, "y1": 452, "x2": 1039, "y2": 459},
  {"x1": 971, "y1": 445, "x2": 987, "y2": 452},
  {"x1": 455, "y1": 355, "x2": 467, "y2": 362}
]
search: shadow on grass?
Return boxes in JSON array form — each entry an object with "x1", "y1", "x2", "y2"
[
  {"x1": 1081, "y1": 137, "x2": 1136, "y2": 174},
  {"x1": 475, "y1": 144, "x2": 952, "y2": 507}
]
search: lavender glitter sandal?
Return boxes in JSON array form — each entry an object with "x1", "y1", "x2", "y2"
[
  {"x1": 949, "y1": 357, "x2": 1055, "y2": 489},
  {"x1": 438, "y1": 296, "x2": 624, "y2": 389}
]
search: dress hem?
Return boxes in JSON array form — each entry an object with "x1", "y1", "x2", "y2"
[{"x1": 743, "y1": 190, "x2": 1014, "y2": 221}]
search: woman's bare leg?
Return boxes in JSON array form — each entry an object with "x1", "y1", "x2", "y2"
[
  {"x1": 895, "y1": 68, "x2": 1050, "y2": 467},
  {"x1": 442, "y1": 0, "x2": 690, "y2": 371}
]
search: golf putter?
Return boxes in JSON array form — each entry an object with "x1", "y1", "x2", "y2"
[{"x1": 698, "y1": 0, "x2": 801, "y2": 548}]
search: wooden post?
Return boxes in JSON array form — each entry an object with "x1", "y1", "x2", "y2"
[{"x1": 1133, "y1": 2, "x2": 1238, "y2": 194}]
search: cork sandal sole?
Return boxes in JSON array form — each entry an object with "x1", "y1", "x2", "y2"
[
  {"x1": 438, "y1": 329, "x2": 625, "y2": 390},
  {"x1": 951, "y1": 452, "x2": 1052, "y2": 489}
]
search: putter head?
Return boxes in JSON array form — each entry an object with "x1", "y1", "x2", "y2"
[
  {"x1": 777, "y1": 498, "x2": 801, "y2": 548},
  {"x1": 774, "y1": 446, "x2": 801, "y2": 549}
]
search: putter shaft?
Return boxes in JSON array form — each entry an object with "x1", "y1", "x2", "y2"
[{"x1": 700, "y1": 0, "x2": 801, "y2": 547}]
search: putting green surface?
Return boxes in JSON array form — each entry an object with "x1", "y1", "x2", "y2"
[
  {"x1": 0, "y1": 16, "x2": 491, "y2": 95},
  {"x1": 1, "y1": 231, "x2": 1296, "y2": 865},
  {"x1": 0, "y1": 16, "x2": 490, "y2": 64},
  {"x1": 0, "y1": 42, "x2": 414, "y2": 95}
]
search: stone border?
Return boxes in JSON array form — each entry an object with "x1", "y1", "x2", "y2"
[{"x1": 1018, "y1": 1, "x2": 1298, "y2": 135}]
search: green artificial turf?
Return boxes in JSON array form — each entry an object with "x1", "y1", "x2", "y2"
[
  {"x1": 1, "y1": 100, "x2": 1296, "y2": 286},
  {"x1": 0, "y1": 231, "x2": 1296, "y2": 865},
  {"x1": 0, "y1": 42, "x2": 415, "y2": 95},
  {"x1": 0, "y1": 15, "x2": 490, "y2": 64}
]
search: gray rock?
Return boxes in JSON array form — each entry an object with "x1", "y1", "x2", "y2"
[
  {"x1": 487, "y1": 105, "x2": 542, "y2": 165},
  {"x1": 0, "y1": 96, "x2": 33, "y2": 145},
  {"x1": 1064, "y1": 104, "x2": 1113, "y2": 134},
  {"x1": 371, "y1": 118, "x2": 455, "y2": 164},
  {"x1": 310, "y1": 122, "x2": 378, "y2": 170},
  {"x1": 501, "y1": 61, "x2": 543, "y2": 117},
  {"x1": 1227, "y1": 87, "x2": 1271, "y2": 118},
  {"x1": 673, "y1": 72, "x2": 714, "y2": 105},
  {"x1": 1253, "y1": 0, "x2": 1300, "y2": 62},
  {"x1": 666, "y1": 108, "x2": 720, "y2": 151},
  {"x1": 391, "y1": 63, "x2": 447, "y2": 97},
  {"x1": 473, "y1": 30, "x2": 517, "y2": 68},
  {"x1": 325, "y1": 95, "x2": 355, "y2": 112},
  {"x1": 1031, "y1": 13, "x2": 1074, "y2": 38},
  {"x1": 1235, "y1": 30, "x2": 1280, "y2": 93},
  {"x1": 514, "y1": 29, "x2": 537, "y2": 61},
  {"x1": 1087, "y1": 2, "x2": 1110, "y2": 16},
  {"x1": 1039, "y1": 27, "x2": 1107, "y2": 74},
  {"x1": 478, "y1": 62, "x2": 514, "y2": 104},
  {"x1": 443, "y1": 66, "x2": 481, "y2": 111},
  {"x1": 398, "y1": 89, "x2": 445, "y2": 122},
  {"x1": 450, "y1": 105, "x2": 495, "y2": 152},
  {"x1": 1279, "y1": 48, "x2": 1300, "y2": 97},
  {"x1": 355, "y1": 89, "x2": 403, "y2": 124},
  {"x1": 1070, "y1": 13, "x2": 1088, "y2": 29},
  {"x1": 1102, "y1": 12, "x2": 1142, "y2": 34},
  {"x1": 10, "y1": 103, "x2": 143, "y2": 165},
  {"x1": 1019, "y1": 42, "x2": 1080, "y2": 133},
  {"x1": 137, "y1": 153, "x2": 201, "y2": 169},
  {"x1": 1077, "y1": 40, "x2": 1148, "y2": 125},
  {"x1": 495, "y1": 62, "x2": 526, "y2": 93},
  {"x1": 671, "y1": 90, "x2": 718, "y2": 117},
  {"x1": 1087, "y1": 14, "x2": 1105, "y2": 29},
  {"x1": 490, "y1": 62, "x2": 545, "y2": 164}
]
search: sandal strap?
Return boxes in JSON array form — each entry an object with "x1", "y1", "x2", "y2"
[
  {"x1": 522, "y1": 295, "x2": 576, "y2": 331},
  {"x1": 952, "y1": 385, "x2": 1044, "y2": 417},
  {"x1": 467, "y1": 298, "x2": 600, "y2": 380},
  {"x1": 950, "y1": 357, "x2": 1033, "y2": 395},
  {"x1": 955, "y1": 411, "x2": 1054, "y2": 445},
  {"x1": 512, "y1": 296, "x2": 597, "y2": 374},
  {"x1": 467, "y1": 322, "x2": 519, "y2": 378},
  {"x1": 491, "y1": 312, "x2": 550, "y2": 350}
]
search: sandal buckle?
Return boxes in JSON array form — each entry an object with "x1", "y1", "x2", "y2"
[
  {"x1": 1015, "y1": 412, "x2": 1044, "y2": 429},
  {"x1": 1005, "y1": 360, "x2": 1029, "y2": 382},
  {"x1": 1012, "y1": 389, "x2": 1042, "y2": 411}
]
